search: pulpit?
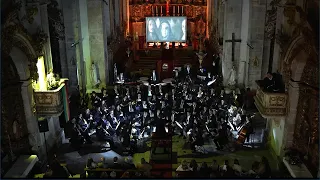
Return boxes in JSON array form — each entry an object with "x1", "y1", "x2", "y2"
[
  {"x1": 34, "y1": 79, "x2": 70, "y2": 118},
  {"x1": 254, "y1": 80, "x2": 288, "y2": 118}
]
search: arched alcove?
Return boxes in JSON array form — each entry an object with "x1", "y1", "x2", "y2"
[
  {"x1": 10, "y1": 47, "x2": 30, "y2": 81},
  {"x1": 280, "y1": 30, "x2": 319, "y2": 176}
]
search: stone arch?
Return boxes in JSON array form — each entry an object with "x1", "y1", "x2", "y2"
[
  {"x1": 3, "y1": 28, "x2": 42, "y2": 155},
  {"x1": 12, "y1": 32, "x2": 38, "y2": 60},
  {"x1": 281, "y1": 31, "x2": 318, "y2": 159}
]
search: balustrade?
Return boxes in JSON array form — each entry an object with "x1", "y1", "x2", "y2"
[{"x1": 254, "y1": 80, "x2": 288, "y2": 118}]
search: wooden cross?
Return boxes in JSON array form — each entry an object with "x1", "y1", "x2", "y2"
[{"x1": 225, "y1": 33, "x2": 241, "y2": 62}]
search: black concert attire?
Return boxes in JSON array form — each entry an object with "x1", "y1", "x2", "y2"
[{"x1": 263, "y1": 75, "x2": 276, "y2": 92}]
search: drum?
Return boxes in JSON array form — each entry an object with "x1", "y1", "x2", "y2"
[
  {"x1": 138, "y1": 80, "x2": 149, "y2": 86},
  {"x1": 162, "y1": 78, "x2": 173, "y2": 84},
  {"x1": 139, "y1": 77, "x2": 149, "y2": 81}
]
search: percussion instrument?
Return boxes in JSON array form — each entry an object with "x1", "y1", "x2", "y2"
[
  {"x1": 139, "y1": 77, "x2": 149, "y2": 81},
  {"x1": 138, "y1": 80, "x2": 149, "y2": 86},
  {"x1": 162, "y1": 78, "x2": 174, "y2": 84}
]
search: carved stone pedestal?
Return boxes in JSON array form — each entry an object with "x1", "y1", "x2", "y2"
[{"x1": 254, "y1": 81, "x2": 288, "y2": 118}]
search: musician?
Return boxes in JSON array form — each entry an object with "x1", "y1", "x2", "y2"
[
  {"x1": 245, "y1": 119, "x2": 254, "y2": 143},
  {"x1": 191, "y1": 130, "x2": 204, "y2": 152},
  {"x1": 96, "y1": 123, "x2": 110, "y2": 141},
  {"x1": 70, "y1": 121, "x2": 85, "y2": 149},
  {"x1": 91, "y1": 91, "x2": 101, "y2": 108},
  {"x1": 213, "y1": 128, "x2": 225, "y2": 150},
  {"x1": 101, "y1": 88, "x2": 110, "y2": 105},
  {"x1": 78, "y1": 114, "x2": 89, "y2": 130},
  {"x1": 94, "y1": 107, "x2": 103, "y2": 119},
  {"x1": 101, "y1": 100, "x2": 107, "y2": 110},
  {"x1": 113, "y1": 85, "x2": 120, "y2": 96},
  {"x1": 84, "y1": 109, "x2": 92, "y2": 120}
]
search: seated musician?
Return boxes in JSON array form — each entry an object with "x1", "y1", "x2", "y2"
[
  {"x1": 84, "y1": 109, "x2": 91, "y2": 119},
  {"x1": 101, "y1": 100, "x2": 107, "y2": 110},
  {"x1": 101, "y1": 88, "x2": 109, "y2": 104},
  {"x1": 94, "y1": 107, "x2": 103, "y2": 120},
  {"x1": 91, "y1": 91, "x2": 101, "y2": 108},
  {"x1": 263, "y1": 72, "x2": 284, "y2": 92},
  {"x1": 69, "y1": 120, "x2": 85, "y2": 149},
  {"x1": 96, "y1": 123, "x2": 111, "y2": 141},
  {"x1": 78, "y1": 114, "x2": 89, "y2": 131},
  {"x1": 191, "y1": 130, "x2": 204, "y2": 152}
]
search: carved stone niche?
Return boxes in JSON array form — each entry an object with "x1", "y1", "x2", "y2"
[
  {"x1": 33, "y1": 79, "x2": 68, "y2": 117},
  {"x1": 254, "y1": 80, "x2": 288, "y2": 118}
]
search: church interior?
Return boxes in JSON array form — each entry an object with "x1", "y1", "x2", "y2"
[{"x1": 1, "y1": 0, "x2": 319, "y2": 178}]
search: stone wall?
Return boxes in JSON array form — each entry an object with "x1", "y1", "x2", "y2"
[
  {"x1": 247, "y1": 0, "x2": 266, "y2": 89},
  {"x1": 62, "y1": 0, "x2": 79, "y2": 93},
  {"x1": 87, "y1": 0, "x2": 107, "y2": 88},
  {"x1": 221, "y1": 0, "x2": 243, "y2": 86}
]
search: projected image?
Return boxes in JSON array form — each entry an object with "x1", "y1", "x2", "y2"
[{"x1": 146, "y1": 17, "x2": 187, "y2": 42}]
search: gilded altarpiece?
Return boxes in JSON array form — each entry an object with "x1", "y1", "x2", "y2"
[
  {"x1": 129, "y1": 1, "x2": 207, "y2": 37},
  {"x1": 293, "y1": 83, "x2": 319, "y2": 176}
]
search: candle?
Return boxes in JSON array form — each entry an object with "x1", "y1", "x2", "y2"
[
  {"x1": 152, "y1": 6, "x2": 154, "y2": 14},
  {"x1": 161, "y1": 6, "x2": 162, "y2": 14},
  {"x1": 182, "y1": 6, "x2": 184, "y2": 14},
  {"x1": 156, "y1": 6, "x2": 158, "y2": 14},
  {"x1": 173, "y1": 6, "x2": 175, "y2": 14},
  {"x1": 178, "y1": 6, "x2": 180, "y2": 13}
]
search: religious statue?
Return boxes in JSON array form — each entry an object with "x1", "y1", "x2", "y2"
[
  {"x1": 227, "y1": 65, "x2": 236, "y2": 88},
  {"x1": 126, "y1": 48, "x2": 131, "y2": 57},
  {"x1": 114, "y1": 63, "x2": 118, "y2": 81},
  {"x1": 152, "y1": 70, "x2": 157, "y2": 82},
  {"x1": 134, "y1": 32, "x2": 139, "y2": 41},
  {"x1": 91, "y1": 62, "x2": 100, "y2": 88},
  {"x1": 186, "y1": 65, "x2": 191, "y2": 74},
  {"x1": 175, "y1": 69, "x2": 179, "y2": 78},
  {"x1": 196, "y1": 51, "x2": 207, "y2": 68}
]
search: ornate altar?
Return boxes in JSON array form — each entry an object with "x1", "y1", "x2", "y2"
[
  {"x1": 34, "y1": 79, "x2": 69, "y2": 117},
  {"x1": 254, "y1": 80, "x2": 288, "y2": 118},
  {"x1": 129, "y1": 0, "x2": 207, "y2": 39}
]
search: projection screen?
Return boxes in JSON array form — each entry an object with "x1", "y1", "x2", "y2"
[{"x1": 146, "y1": 16, "x2": 187, "y2": 42}]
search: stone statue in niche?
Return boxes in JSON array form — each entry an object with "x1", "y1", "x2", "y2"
[{"x1": 91, "y1": 62, "x2": 100, "y2": 88}]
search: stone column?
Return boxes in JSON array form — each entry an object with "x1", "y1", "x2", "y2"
[
  {"x1": 21, "y1": 80, "x2": 42, "y2": 153},
  {"x1": 39, "y1": 4, "x2": 53, "y2": 71},
  {"x1": 114, "y1": 0, "x2": 120, "y2": 28},
  {"x1": 247, "y1": 1, "x2": 266, "y2": 89},
  {"x1": 221, "y1": 0, "x2": 243, "y2": 86},
  {"x1": 103, "y1": 1, "x2": 111, "y2": 84},
  {"x1": 87, "y1": 0, "x2": 107, "y2": 90},
  {"x1": 78, "y1": 0, "x2": 90, "y2": 91},
  {"x1": 238, "y1": 0, "x2": 251, "y2": 87},
  {"x1": 56, "y1": 0, "x2": 69, "y2": 79},
  {"x1": 272, "y1": 6, "x2": 284, "y2": 72},
  {"x1": 62, "y1": 0, "x2": 79, "y2": 93},
  {"x1": 282, "y1": 80, "x2": 300, "y2": 150}
]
